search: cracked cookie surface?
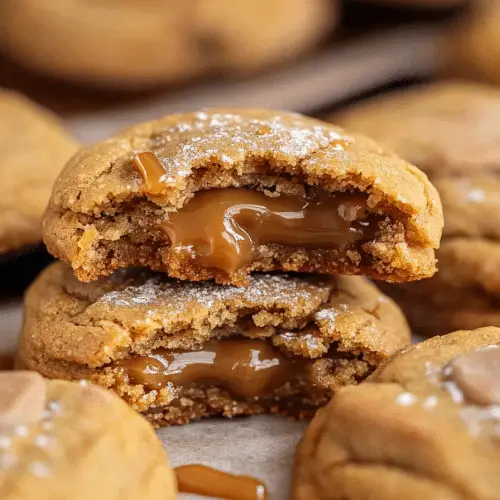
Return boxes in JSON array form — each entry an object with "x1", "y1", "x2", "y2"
[
  {"x1": 43, "y1": 109, "x2": 442, "y2": 285},
  {"x1": 17, "y1": 262, "x2": 410, "y2": 425},
  {"x1": 293, "y1": 327, "x2": 500, "y2": 500}
]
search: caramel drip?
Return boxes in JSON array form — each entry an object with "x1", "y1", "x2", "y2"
[
  {"x1": 162, "y1": 187, "x2": 374, "y2": 275},
  {"x1": 133, "y1": 152, "x2": 167, "y2": 194},
  {"x1": 175, "y1": 464, "x2": 267, "y2": 500},
  {"x1": 114, "y1": 339, "x2": 303, "y2": 398}
]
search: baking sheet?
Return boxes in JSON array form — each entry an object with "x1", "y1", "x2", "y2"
[{"x1": 0, "y1": 23, "x2": 444, "y2": 499}]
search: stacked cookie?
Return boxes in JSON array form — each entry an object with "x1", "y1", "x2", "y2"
[
  {"x1": 337, "y1": 81, "x2": 500, "y2": 336},
  {"x1": 18, "y1": 109, "x2": 442, "y2": 425}
]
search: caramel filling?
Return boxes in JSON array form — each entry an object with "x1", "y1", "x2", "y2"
[
  {"x1": 161, "y1": 187, "x2": 375, "y2": 275},
  {"x1": 175, "y1": 464, "x2": 267, "y2": 500},
  {"x1": 134, "y1": 152, "x2": 168, "y2": 194},
  {"x1": 114, "y1": 339, "x2": 303, "y2": 399},
  {"x1": 133, "y1": 152, "x2": 377, "y2": 275}
]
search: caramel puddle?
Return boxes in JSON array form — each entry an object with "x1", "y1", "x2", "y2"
[{"x1": 175, "y1": 464, "x2": 267, "y2": 500}]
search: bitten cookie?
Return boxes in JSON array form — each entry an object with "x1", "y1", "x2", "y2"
[
  {"x1": 0, "y1": 0, "x2": 335, "y2": 89},
  {"x1": 17, "y1": 262, "x2": 410, "y2": 426},
  {"x1": 0, "y1": 371, "x2": 176, "y2": 500},
  {"x1": 293, "y1": 327, "x2": 500, "y2": 500},
  {"x1": 0, "y1": 92, "x2": 78, "y2": 254},
  {"x1": 43, "y1": 109, "x2": 443, "y2": 286},
  {"x1": 336, "y1": 82, "x2": 500, "y2": 336}
]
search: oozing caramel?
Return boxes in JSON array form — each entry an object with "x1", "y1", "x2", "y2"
[
  {"x1": 134, "y1": 152, "x2": 168, "y2": 194},
  {"x1": 162, "y1": 187, "x2": 374, "y2": 275},
  {"x1": 114, "y1": 339, "x2": 302, "y2": 398},
  {"x1": 175, "y1": 464, "x2": 267, "y2": 500}
]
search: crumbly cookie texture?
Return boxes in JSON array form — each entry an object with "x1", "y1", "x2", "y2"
[
  {"x1": 293, "y1": 327, "x2": 500, "y2": 500},
  {"x1": 336, "y1": 82, "x2": 500, "y2": 335},
  {"x1": 43, "y1": 109, "x2": 442, "y2": 285},
  {"x1": 18, "y1": 262, "x2": 410, "y2": 426},
  {"x1": 0, "y1": 91, "x2": 78, "y2": 254},
  {"x1": 1, "y1": 0, "x2": 334, "y2": 88},
  {"x1": 0, "y1": 372, "x2": 175, "y2": 500}
]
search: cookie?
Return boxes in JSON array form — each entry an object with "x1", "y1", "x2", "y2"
[
  {"x1": 0, "y1": 91, "x2": 78, "y2": 254},
  {"x1": 293, "y1": 326, "x2": 500, "y2": 500},
  {"x1": 17, "y1": 262, "x2": 410, "y2": 426},
  {"x1": 335, "y1": 82, "x2": 500, "y2": 336},
  {"x1": 43, "y1": 109, "x2": 443, "y2": 286},
  {"x1": 336, "y1": 82, "x2": 500, "y2": 179},
  {"x1": 445, "y1": 1, "x2": 500, "y2": 86},
  {"x1": 0, "y1": 371, "x2": 176, "y2": 500},
  {"x1": 356, "y1": 0, "x2": 463, "y2": 7},
  {"x1": 1, "y1": 0, "x2": 335, "y2": 89},
  {"x1": 382, "y1": 238, "x2": 500, "y2": 336}
]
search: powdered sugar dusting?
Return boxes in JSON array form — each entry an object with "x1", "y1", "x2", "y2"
[
  {"x1": 142, "y1": 110, "x2": 351, "y2": 185},
  {"x1": 99, "y1": 273, "x2": 330, "y2": 313}
]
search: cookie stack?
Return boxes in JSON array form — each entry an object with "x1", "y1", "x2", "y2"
[
  {"x1": 18, "y1": 109, "x2": 442, "y2": 425},
  {"x1": 337, "y1": 81, "x2": 500, "y2": 336}
]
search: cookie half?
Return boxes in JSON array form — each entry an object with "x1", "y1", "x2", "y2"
[
  {"x1": 18, "y1": 262, "x2": 410, "y2": 426},
  {"x1": 0, "y1": 371, "x2": 175, "y2": 500},
  {"x1": 43, "y1": 109, "x2": 442, "y2": 285},
  {"x1": 0, "y1": 91, "x2": 78, "y2": 254},
  {"x1": 336, "y1": 82, "x2": 500, "y2": 336},
  {"x1": 293, "y1": 327, "x2": 500, "y2": 500},
  {"x1": 1, "y1": 0, "x2": 335, "y2": 89}
]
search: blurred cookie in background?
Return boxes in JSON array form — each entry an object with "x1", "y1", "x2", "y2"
[
  {"x1": 335, "y1": 82, "x2": 500, "y2": 178},
  {"x1": 355, "y1": 0, "x2": 464, "y2": 8},
  {"x1": 0, "y1": 92, "x2": 77, "y2": 256},
  {"x1": 0, "y1": 0, "x2": 336, "y2": 90},
  {"x1": 0, "y1": 371, "x2": 176, "y2": 500},
  {"x1": 335, "y1": 81, "x2": 500, "y2": 336},
  {"x1": 444, "y1": 0, "x2": 500, "y2": 85}
]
